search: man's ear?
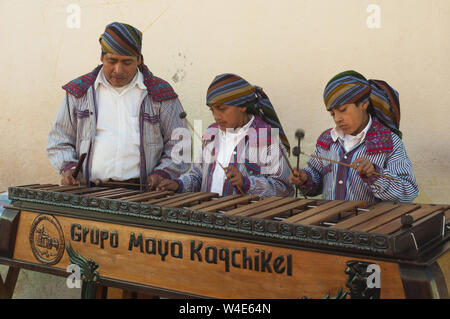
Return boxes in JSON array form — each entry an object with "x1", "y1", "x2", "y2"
[{"x1": 137, "y1": 55, "x2": 143, "y2": 65}]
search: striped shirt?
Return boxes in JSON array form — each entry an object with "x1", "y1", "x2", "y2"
[
  {"x1": 302, "y1": 117, "x2": 418, "y2": 203},
  {"x1": 47, "y1": 66, "x2": 190, "y2": 189},
  {"x1": 177, "y1": 116, "x2": 294, "y2": 197}
]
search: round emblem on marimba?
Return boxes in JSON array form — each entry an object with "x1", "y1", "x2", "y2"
[{"x1": 29, "y1": 214, "x2": 65, "y2": 265}]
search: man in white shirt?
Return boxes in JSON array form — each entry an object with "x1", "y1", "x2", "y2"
[{"x1": 47, "y1": 22, "x2": 190, "y2": 190}]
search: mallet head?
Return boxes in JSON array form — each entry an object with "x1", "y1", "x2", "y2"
[
  {"x1": 179, "y1": 111, "x2": 187, "y2": 119},
  {"x1": 295, "y1": 129, "x2": 305, "y2": 140}
]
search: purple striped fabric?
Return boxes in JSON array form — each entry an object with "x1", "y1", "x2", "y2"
[
  {"x1": 62, "y1": 64, "x2": 177, "y2": 103},
  {"x1": 59, "y1": 161, "x2": 77, "y2": 174},
  {"x1": 302, "y1": 118, "x2": 418, "y2": 203},
  {"x1": 143, "y1": 113, "x2": 159, "y2": 123},
  {"x1": 177, "y1": 116, "x2": 293, "y2": 197},
  {"x1": 48, "y1": 75, "x2": 190, "y2": 187},
  {"x1": 76, "y1": 109, "x2": 90, "y2": 118},
  {"x1": 99, "y1": 22, "x2": 142, "y2": 57}
]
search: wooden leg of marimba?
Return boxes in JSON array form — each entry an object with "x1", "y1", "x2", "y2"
[
  {"x1": 135, "y1": 292, "x2": 160, "y2": 299},
  {"x1": 0, "y1": 274, "x2": 5, "y2": 298},
  {"x1": 93, "y1": 284, "x2": 124, "y2": 299},
  {"x1": 0, "y1": 266, "x2": 20, "y2": 299},
  {"x1": 104, "y1": 287, "x2": 124, "y2": 299},
  {"x1": 95, "y1": 285, "x2": 160, "y2": 299},
  {"x1": 94, "y1": 285, "x2": 107, "y2": 299},
  {"x1": 106, "y1": 287, "x2": 134, "y2": 299}
]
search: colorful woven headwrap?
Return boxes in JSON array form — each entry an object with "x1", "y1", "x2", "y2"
[
  {"x1": 206, "y1": 73, "x2": 290, "y2": 153},
  {"x1": 323, "y1": 70, "x2": 401, "y2": 137},
  {"x1": 99, "y1": 22, "x2": 142, "y2": 57}
]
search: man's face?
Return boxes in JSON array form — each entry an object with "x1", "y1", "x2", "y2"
[
  {"x1": 329, "y1": 102, "x2": 369, "y2": 135},
  {"x1": 101, "y1": 53, "x2": 141, "y2": 87},
  {"x1": 209, "y1": 104, "x2": 249, "y2": 131}
]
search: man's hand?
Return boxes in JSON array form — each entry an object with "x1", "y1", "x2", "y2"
[
  {"x1": 352, "y1": 158, "x2": 376, "y2": 177},
  {"x1": 61, "y1": 169, "x2": 79, "y2": 186},
  {"x1": 156, "y1": 179, "x2": 180, "y2": 192},
  {"x1": 289, "y1": 168, "x2": 308, "y2": 187},
  {"x1": 148, "y1": 174, "x2": 164, "y2": 190},
  {"x1": 225, "y1": 165, "x2": 244, "y2": 191}
]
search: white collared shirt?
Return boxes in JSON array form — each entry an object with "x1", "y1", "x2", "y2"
[
  {"x1": 90, "y1": 67, "x2": 147, "y2": 182},
  {"x1": 210, "y1": 116, "x2": 255, "y2": 195},
  {"x1": 330, "y1": 115, "x2": 372, "y2": 153}
]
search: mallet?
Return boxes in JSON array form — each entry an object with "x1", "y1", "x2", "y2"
[
  {"x1": 300, "y1": 151, "x2": 401, "y2": 181},
  {"x1": 292, "y1": 129, "x2": 307, "y2": 199}
]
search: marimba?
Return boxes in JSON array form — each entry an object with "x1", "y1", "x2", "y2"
[{"x1": 1, "y1": 184, "x2": 449, "y2": 299}]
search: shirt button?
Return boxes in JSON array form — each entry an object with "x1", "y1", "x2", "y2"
[
  {"x1": 344, "y1": 155, "x2": 347, "y2": 159},
  {"x1": 338, "y1": 180, "x2": 344, "y2": 185}
]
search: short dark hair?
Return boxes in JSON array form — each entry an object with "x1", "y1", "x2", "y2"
[{"x1": 240, "y1": 101, "x2": 258, "y2": 115}]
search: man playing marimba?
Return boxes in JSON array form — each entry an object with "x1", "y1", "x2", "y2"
[
  {"x1": 289, "y1": 70, "x2": 418, "y2": 203},
  {"x1": 47, "y1": 22, "x2": 190, "y2": 191},
  {"x1": 158, "y1": 74, "x2": 294, "y2": 197}
]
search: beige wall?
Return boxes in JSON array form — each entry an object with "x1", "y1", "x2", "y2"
[{"x1": 1, "y1": 0, "x2": 449, "y2": 204}]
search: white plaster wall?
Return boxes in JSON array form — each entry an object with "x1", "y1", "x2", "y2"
[{"x1": 1, "y1": 0, "x2": 449, "y2": 205}]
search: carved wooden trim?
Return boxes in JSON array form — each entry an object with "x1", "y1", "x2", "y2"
[{"x1": 8, "y1": 186, "x2": 444, "y2": 261}]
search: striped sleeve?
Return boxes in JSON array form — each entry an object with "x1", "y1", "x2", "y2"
[
  {"x1": 301, "y1": 145, "x2": 326, "y2": 196},
  {"x1": 368, "y1": 133, "x2": 419, "y2": 202},
  {"x1": 151, "y1": 97, "x2": 191, "y2": 179},
  {"x1": 246, "y1": 143, "x2": 294, "y2": 197},
  {"x1": 178, "y1": 147, "x2": 205, "y2": 192},
  {"x1": 46, "y1": 94, "x2": 78, "y2": 174}
]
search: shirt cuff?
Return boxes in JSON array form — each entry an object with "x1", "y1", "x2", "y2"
[
  {"x1": 174, "y1": 179, "x2": 184, "y2": 193},
  {"x1": 60, "y1": 162, "x2": 77, "y2": 175},
  {"x1": 151, "y1": 169, "x2": 172, "y2": 180},
  {"x1": 301, "y1": 170, "x2": 315, "y2": 193},
  {"x1": 242, "y1": 176, "x2": 251, "y2": 193}
]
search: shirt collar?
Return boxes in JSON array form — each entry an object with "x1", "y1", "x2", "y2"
[
  {"x1": 219, "y1": 115, "x2": 255, "y2": 138},
  {"x1": 94, "y1": 66, "x2": 146, "y2": 93},
  {"x1": 330, "y1": 114, "x2": 372, "y2": 142}
]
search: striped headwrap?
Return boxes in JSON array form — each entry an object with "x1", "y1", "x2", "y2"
[
  {"x1": 323, "y1": 70, "x2": 401, "y2": 137},
  {"x1": 206, "y1": 74, "x2": 290, "y2": 153},
  {"x1": 99, "y1": 22, "x2": 142, "y2": 57}
]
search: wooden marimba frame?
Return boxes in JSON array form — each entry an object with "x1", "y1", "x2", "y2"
[{"x1": 0, "y1": 184, "x2": 449, "y2": 299}]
